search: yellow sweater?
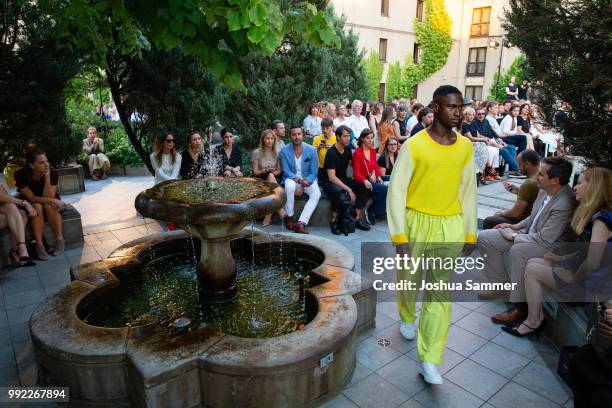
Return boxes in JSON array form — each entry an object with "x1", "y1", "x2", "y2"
[
  {"x1": 312, "y1": 134, "x2": 337, "y2": 168},
  {"x1": 387, "y1": 129, "x2": 477, "y2": 244}
]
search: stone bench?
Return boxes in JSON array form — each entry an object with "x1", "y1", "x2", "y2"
[{"x1": 0, "y1": 205, "x2": 84, "y2": 269}]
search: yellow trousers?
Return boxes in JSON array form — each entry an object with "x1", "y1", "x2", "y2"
[{"x1": 396, "y1": 209, "x2": 464, "y2": 365}]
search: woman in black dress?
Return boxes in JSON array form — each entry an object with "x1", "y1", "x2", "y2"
[
  {"x1": 180, "y1": 131, "x2": 210, "y2": 179},
  {"x1": 215, "y1": 128, "x2": 243, "y2": 177}
]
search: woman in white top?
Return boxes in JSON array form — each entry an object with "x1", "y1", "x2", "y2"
[
  {"x1": 500, "y1": 104, "x2": 534, "y2": 150},
  {"x1": 150, "y1": 130, "x2": 182, "y2": 185},
  {"x1": 333, "y1": 104, "x2": 348, "y2": 129}
]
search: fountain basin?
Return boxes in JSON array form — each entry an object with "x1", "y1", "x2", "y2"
[{"x1": 30, "y1": 230, "x2": 376, "y2": 407}]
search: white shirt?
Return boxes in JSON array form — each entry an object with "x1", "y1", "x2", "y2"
[
  {"x1": 406, "y1": 115, "x2": 419, "y2": 133},
  {"x1": 333, "y1": 116, "x2": 346, "y2": 129},
  {"x1": 500, "y1": 115, "x2": 518, "y2": 135},
  {"x1": 486, "y1": 115, "x2": 504, "y2": 137},
  {"x1": 303, "y1": 115, "x2": 322, "y2": 136},
  {"x1": 347, "y1": 114, "x2": 369, "y2": 139},
  {"x1": 294, "y1": 155, "x2": 303, "y2": 179},
  {"x1": 150, "y1": 152, "x2": 182, "y2": 185},
  {"x1": 528, "y1": 195, "x2": 551, "y2": 234}
]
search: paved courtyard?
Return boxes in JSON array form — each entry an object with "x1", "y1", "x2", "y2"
[{"x1": 0, "y1": 176, "x2": 574, "y2": 407}]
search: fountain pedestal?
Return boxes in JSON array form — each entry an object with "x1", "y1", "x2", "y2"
[
  {"x1": 135, "y1": 177, "x2": 285, "y2": 304},
  {"x1": 196, "y1": 236, "x2": 238, "y2": 302}
]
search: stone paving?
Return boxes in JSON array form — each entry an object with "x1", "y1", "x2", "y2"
[{"x1": 0, "y1": 175, "x2": 574, "y2": 407}]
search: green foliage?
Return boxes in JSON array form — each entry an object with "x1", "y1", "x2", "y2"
[
  {"x1": 402, "y1": 0, "x2": 452, "y2": 94},
  {"x1": 488, "y1": 56, "x2": 527, "y2": 102},
  {"x1": 363, "y1": 51, "x2": 384, "y2": 100},
  {"x1": 504, "y1": 0, "x2": 612, "y2": 167},
  {"x1": 106, "y1": 48, "x2": 228, "y2": 170},
  {"x1": 385, "y1": 62, "x2": 402, "y2": 102},
  {"x1": 42, "y1": 0, "x2": 340, "y2": 90},
  {"x1": 0, "y1": 0, "x2": 80, "y2": 170},
  {"x1": 104, "y1": 125, "x2": 144, "y2": 167},
  {"x1": 221, "y1": 8, "x2": 368, "y2": 149}
]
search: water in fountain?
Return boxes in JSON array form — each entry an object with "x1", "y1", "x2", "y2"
[{"x1": 83, "y1": 247, "x2": 318, "y2": 338}]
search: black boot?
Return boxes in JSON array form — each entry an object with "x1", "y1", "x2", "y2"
[
  {"x1": 330, "y1": 221, "x2": 341, "y2": 235},
  {"x1": 355, "y1": 219, "x2": 371, "y2": 231}
]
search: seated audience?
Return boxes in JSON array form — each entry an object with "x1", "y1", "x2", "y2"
[
  {"x1": 482, "y1": 150, "x2": 541, "y2": 229},
  {"x1": 500, "y1": 104, "x2": 535, "y2": 150},
  {"x1": 410, "y1": 107, "x2": 434, "y2": 136},
  {"x1": 279, "y1": 125, "x2": 321, "y2": 234},
  {"x1": 83, "y1": 126, "x2": 111, "y2": 180},
  {"x1": 377, "y1": 106, "x2": 396, "y2": 151},
  {"x1": 151, "y1": 130, "x2": 182, "y2": 184},
  {"x1": 485, "y1": 101, "x2": 528, "y2": 153},
  {"x1": 252, "y1": 129, "x2": 284, "y2": 227},
  {"x1": 319, "y1": 126, "x2": 370, "y2": 234},
  {"x1": 312, "y1": 119, "x2": 336, "y2": 179},
  {"x1": 406, "y1": 103, "x2": 424, "y2": 134},
  {"x1": 0, "y1": 174, "x2": 36, "y2": 266},
  {"x1": 353, "y1": 129, "x2": 388, "y2": 224},
  {"x1": 517, "y1": 103, "x2": 545, "y2": 156},
  {"x1": 303, "y1": 103, "x2": 322, "y2": 138},
  {"x1": 477, "y1": 157, "x2": 575, "y2": 325},
  {"x1": 14, "y1": 148, "x2": 68, "y2": 260},
  {"x1": 461, "y1": 107, "x2": 490, "y2": 179},
  {"x1": 378, "y1": 136, "x2": 399, "y2": 178},
  {"x1": 474, "y1": 106, "x2": 520, "y2": 177},
  {"x1": 180, "y1": 131, "x2": 209, "y2": 179},
  {"x1": 502, "y1": 167, "x2": 611, "y2": 338},
  {"x1": 215, "y1": 128, "x2": 242, "y2": 177},
  {"x1": 392, "y1": 103, "x2": 411, "y2": 143},
  {"x1": 323, "y1": 103, "x2": 337, "y2": 122}
]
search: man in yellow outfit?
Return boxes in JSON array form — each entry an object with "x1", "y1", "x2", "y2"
[{"x1": 387, "y1": 85, "x2": 477, "y2": 384}]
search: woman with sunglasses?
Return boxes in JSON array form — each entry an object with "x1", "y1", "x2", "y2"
[{"x1": 151, "y1": 130, "x2": 182, "y2": 185}]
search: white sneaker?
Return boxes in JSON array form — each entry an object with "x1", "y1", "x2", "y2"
[
  {"x1": 399, "y1": 322, "x2": 416, "y2": 340},
  {"x1": 420, "y1": 361, "x2": 443, "y2": 385}
]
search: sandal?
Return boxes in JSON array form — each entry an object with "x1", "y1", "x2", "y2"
[
  {"x1": 35, "y1": 244, "x2": 49, "y2": 261},
  {"x1": 10, "y1": 245, "x2": 36, "y2": 267},
  {"x1": 54, "y1": 238, "x2": 65, "y2": 255}
]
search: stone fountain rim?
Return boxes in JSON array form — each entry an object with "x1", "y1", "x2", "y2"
[{"x1": 30, "y1": 230, "x2": 360, "y2": 387}]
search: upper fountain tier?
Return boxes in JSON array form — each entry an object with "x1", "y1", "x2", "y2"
[{"x1": 135, "y1": 177, "x2": 285, "y2": 235}]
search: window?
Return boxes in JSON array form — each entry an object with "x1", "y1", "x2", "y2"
[
  {"x1": 378, "y1": 83, "x2": 386, "y2": 102},
  {"x1": 466, "y1": 47, "x2": 487, "y2": 76},
  {"x1": 379, "y1": 38, "x2": 388, "y2": 62},
  {"x1": 416, "y1": 0, "x2": 425, "y2": 21},
  {"x1": 381, "y1": 0, "x2": 389, "y2": 17},
  {"x1": 471, "y1": 7, "x2": 491, "y2": 37},
  {"x1": 413, "y1": 43, "x2": 421, "y2": 64},
  {"x1": 465, "y1": 86, "x2": 483, "y2": 100}
]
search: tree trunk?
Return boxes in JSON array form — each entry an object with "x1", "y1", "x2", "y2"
[{"x1": 105, "y1": 52, "x2": 154, "y2": 175}]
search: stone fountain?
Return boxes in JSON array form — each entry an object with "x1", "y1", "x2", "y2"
[{"x1": 30, "y1": 177, "x2": 376, "y2": 407}]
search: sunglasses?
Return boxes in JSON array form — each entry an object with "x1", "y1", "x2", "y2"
[{"x1": 164, "y1": 139, "x2": 175, "y2": 143}]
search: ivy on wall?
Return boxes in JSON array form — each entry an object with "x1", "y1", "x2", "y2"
[
  {"x1": 363, "y1": 50, "x2": 384, "y2": 100},
  {"x1": 402, "y1": 0, "x2": 452, "y2": 96}
]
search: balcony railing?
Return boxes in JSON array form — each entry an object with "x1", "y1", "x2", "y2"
[{"x1": 466, "y1": 62, "x2": 486, "y2": 76}]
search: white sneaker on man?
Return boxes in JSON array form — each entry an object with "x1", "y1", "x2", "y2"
[
  {"x1": 399, "y1": 322, "x2": 416, "y2": 340},
  {"x1": 420, "y1": 361, "x2": 443, "y2": 384}
]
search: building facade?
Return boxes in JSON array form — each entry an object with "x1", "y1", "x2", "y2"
[{"x1": 329, "y1": 0, "x2": 523, "y2": 103}]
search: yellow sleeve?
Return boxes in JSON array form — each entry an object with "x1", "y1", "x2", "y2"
[
  {"x1": 386, "y1": 143, "x2": 414, "y2": 244},
  {"x1": 459, "y1": 147, "x2": 477, "y2": 243},
  {"x1": 312, "y1": 136, "x2": 321, "y2": 148}
]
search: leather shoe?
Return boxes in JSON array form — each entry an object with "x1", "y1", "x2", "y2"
[
  {"x1": 284, "y1": 216, "x2": 295, "y2": 231},
  {"x1": 293, "y1": 221, "x2": 308, "y2": 234},
  {"x1": 355, "y1": 219, "x2": 371, "y2": 231},
  {"x1": 492, "y1": 305, "x2": 527, "y2": 325},
  {"x1": 330, "y1": 221, "x2": 341, "y2": 235}
]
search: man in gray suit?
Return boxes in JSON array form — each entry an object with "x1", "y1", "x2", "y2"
[{"x1": 478, "y1": 157, "x2": 575, "y2": 325}]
